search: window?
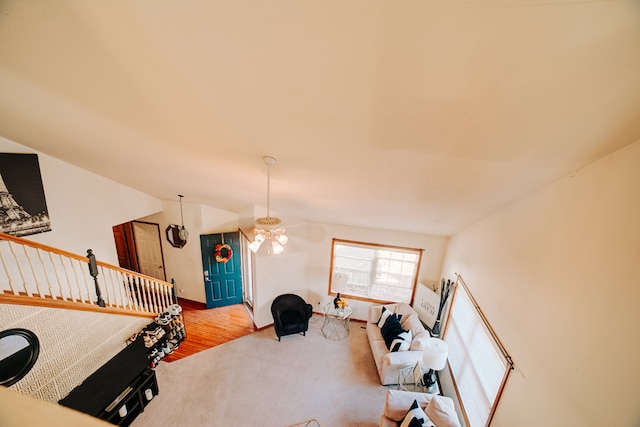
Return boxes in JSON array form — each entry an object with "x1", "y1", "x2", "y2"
[
  {"x1": 329, "y1": 238, "x2": 423, "y2": 304},
  {"x1": 443, "y1": 276, "x2": 513, "y2": 427}
]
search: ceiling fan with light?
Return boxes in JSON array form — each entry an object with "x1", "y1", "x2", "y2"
[{"x1": 249, "y1": 156, "x2": 288, "y2": 255}]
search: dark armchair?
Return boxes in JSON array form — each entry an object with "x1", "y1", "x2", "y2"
[{"x1": 271, "y1": 294, "x2": 313, "y2": 341}]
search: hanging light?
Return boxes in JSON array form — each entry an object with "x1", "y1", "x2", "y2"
[
  {"x1": 250, "y1": 156, "x2": 288, "y2": 254},
  {"x1": 178, "y1": 194, "x2": 189, "y2": 242},
  {"x1": 165, "y1": 195, "x2": 189, "y2": 248}
]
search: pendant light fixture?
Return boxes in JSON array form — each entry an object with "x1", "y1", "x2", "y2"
[
  {"x1": 178, "y1": 194, "x2": 189, "y2": 242},
  {"x1": 249, "y1": 156, "x2": 288, "y2": 255},
  {"x1": 165, "y1": 194, "x2": 189, "y2": 248}
]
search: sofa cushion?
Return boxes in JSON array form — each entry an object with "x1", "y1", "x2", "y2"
[
  {"x1": 401, "y1": 313, "x2": 426, "y2": 337},
  {"x1": 425, "y1": 395, "x2": 461, "y2": 427},
  {"x1": 399, "y1": 399, "x2": 434, "y2": 427},
  {"x1": 279, "y1": 310, "x2": 304, "y2": 333},
  {"x1": 369, "y1": 334, "x2": 388, "y2": 356},
  {"x1": 409, "y1": 330, "x2": 431, "y2": 351},
  {"x1": 381, "y1": 314, "x2": 408, "y2": 350}
]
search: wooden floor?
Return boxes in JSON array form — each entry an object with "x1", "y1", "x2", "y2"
[{"x1": 162, "y1": 298, "x2": 256, "y2": 362}]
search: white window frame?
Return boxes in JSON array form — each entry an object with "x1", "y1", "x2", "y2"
[
  {"x1": 329, "y1": 238, "x2": 423, "y2": 304},
  {"x1": 443, "y1": 275, "x2": 514, "y2": 427}
]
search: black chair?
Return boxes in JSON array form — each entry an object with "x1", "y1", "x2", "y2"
[{"x1": 271, "y1": 294, "x2": 313, "y2": 341}]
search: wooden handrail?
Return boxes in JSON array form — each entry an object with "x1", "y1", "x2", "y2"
[
  {"x1": 0, "y1": 231, "x2": 88, "y2": 262},
  {"x1": 0, "y1": 232, "x2": 169, "y2": 285},
  {"x1": 0, "y1": 293, "x2": 156, "y2": 318},
  {"x1": 0, "y1": 232, "x2": 175, "y2": 316}
]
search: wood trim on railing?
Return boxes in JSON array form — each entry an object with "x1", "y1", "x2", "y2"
[
  {"x1": 94, "y1": 260, "x2": 172, "y2": 286},
  {"x1": 0, "y1": 231, "x2": 174, "y2": 288},
  {"x1": 0, "y1": 232, "x2": 88, "y2": 263},
  {"x1": 0, "y1": 293, "x2": 156, "y2": 318},
  {"x1": 0, "y1": 231, "x2": 175, "y2": 317}
]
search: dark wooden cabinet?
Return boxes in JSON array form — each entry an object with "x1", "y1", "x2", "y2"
[
  {"x1": 59, "y1": 338, "x2": 158, "y2": 426},
  {"x1": 100, "y1": 369, "x2": 158, "y2": 426}
]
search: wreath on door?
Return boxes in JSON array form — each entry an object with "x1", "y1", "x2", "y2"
[{"x1": 214, "y1": 243, "x2": 233, "y2": 263}]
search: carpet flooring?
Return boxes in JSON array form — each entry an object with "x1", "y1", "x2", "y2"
[{"x1": 131, "y1": 315, "x2": 389, "y2": 427}]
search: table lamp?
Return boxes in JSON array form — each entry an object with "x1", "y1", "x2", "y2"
[{"x1": 422, "y1": 337, "x2": 449, "y2": 392}]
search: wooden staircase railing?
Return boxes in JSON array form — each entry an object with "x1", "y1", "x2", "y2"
[{"x1": 0, "y1": 232, "x2": 175, "y2": 317}]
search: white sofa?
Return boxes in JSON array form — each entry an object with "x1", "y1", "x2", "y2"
[
  {"x1": 380, "y1": 390, "x2": 461, "y2": 427},
  {"x1": 366, "y1": 302, "x2": 432, "y2": 385}
]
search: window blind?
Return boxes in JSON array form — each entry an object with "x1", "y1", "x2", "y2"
[{"x1": 443, "y1": 276, "x2": 513, "y2": 427}]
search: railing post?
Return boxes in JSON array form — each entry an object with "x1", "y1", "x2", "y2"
[
  {"x1": 87, "y1": 249, "x2": 105, "y2": 307},
  {"x1": 171, "y1": 278, "x2": 178, "y2": 304}
]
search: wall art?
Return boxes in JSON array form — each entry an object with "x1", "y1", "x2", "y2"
[{"x1": 0, "y1": 153, "x2": 51, "y2": 237}]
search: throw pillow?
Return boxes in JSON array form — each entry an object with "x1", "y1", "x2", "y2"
[
  {"x1": 399, "y1": 399, "x2": 435, "y2": 427},
  {"x1": 377, "y1": 306, "x2": 393, "y2": 328},
  {"x1": 381, "y1": 314, "x2": 408, "y2": 350},
  {"x1": 424, "y1": 395, "x2": 462, "y2": 427},
  {"x1": 400, "y1": 312, "x2": 414, "y2": 329},
  {"x1": 401, "y1": 313, "x2": 427, "y2": 337},
  {"x1": 390, "y1": 329, "x2": 412, "y2": 352}
]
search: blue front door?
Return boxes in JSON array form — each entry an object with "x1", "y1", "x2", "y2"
[{"x1": 201, "y1": 231, "x2": 243, "y2": 309}]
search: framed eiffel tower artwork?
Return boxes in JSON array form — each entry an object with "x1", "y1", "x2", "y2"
[{"x1": 0, "y1": 153, "x2": 51, "y2": 237}]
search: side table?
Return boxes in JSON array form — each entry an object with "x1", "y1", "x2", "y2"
[
  {"x1": 397, "y1": 364, "x2": 440, "y2": 395},
  {"x1": 321, "y1": 303, "x2": 353, "y2": 341}
]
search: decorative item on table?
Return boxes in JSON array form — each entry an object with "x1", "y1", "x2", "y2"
[
  {"x1": 333, "y1": 293, "x2": 349, "y2": 310},
  {"x1": 431, "y1": 278, "x2": 454, "y2": 337},
  {"x1": 332, "y1": 272, "x2": 349, "y2": 310},
  {"x1": 422, "y1": 337, "x2": 449, "y2": 393}
]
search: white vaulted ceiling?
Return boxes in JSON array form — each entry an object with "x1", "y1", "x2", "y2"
[{"x1": 0, "y1": 1, "x2": 639, "y2": 236}]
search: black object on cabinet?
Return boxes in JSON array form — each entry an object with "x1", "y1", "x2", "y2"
[{"x1": 59, "y1": 337, "x2": 158, "y2": 426}]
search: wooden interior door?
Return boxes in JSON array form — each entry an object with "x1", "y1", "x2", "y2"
[
  {"x1": 132, "y1": 221, "x2": 166, "y2": 281},
  {"x1": 113, "y1": 221, "x2": 166, "y2": 281},
  {"x1": 113, "y1": 222, "x2": 138, "y2": 271}
]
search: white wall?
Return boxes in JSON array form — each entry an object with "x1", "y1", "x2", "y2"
[
  {"x1": 139, "y1": 201, "x2": 239, "y2": 303},
  {"x1": 440, "y1": 141, "x2": 640, "y2": 426},
  {"x1": 0, "y1": 136, "x2": 162, "y2": 264},
  {"x1": 249, "y1": 219, "x2": 448, "y2": 329}
]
